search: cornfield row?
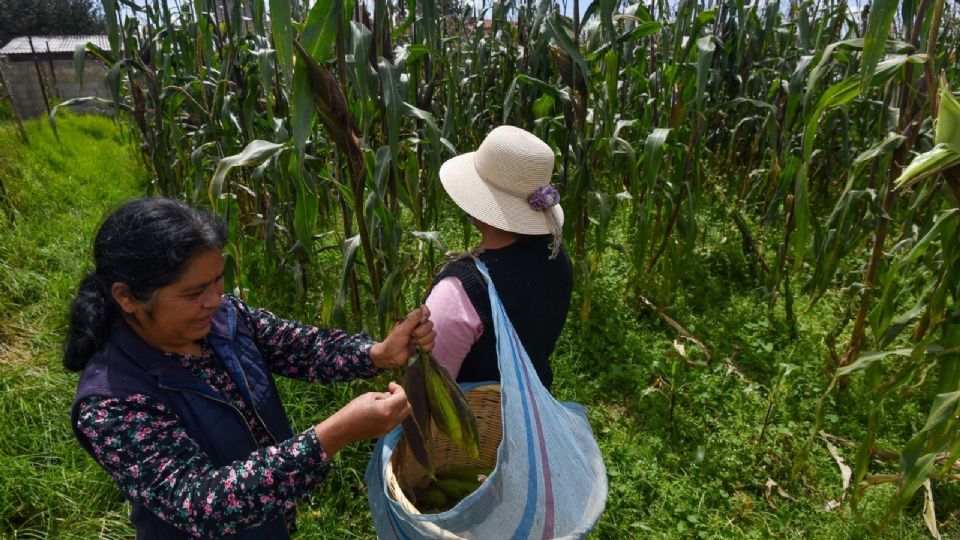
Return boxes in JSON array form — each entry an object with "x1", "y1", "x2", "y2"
[{"x1": 58, "y1": 0, "x2": 960, "y2": 531}]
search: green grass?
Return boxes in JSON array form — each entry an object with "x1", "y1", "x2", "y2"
[
  {"x1": 0, "y1": 114, "x2": 147, "y2": 538},
  {"x1": 1, "y1": 117, "x2": 956, "y2": 538},
  {"x1": 554, "y1": 207, "x2": 955, "y2": 539}
]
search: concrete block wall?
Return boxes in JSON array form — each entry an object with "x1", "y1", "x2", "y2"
[{"x1": 0, "y1": 56, "x2": 111, "y2": 119}]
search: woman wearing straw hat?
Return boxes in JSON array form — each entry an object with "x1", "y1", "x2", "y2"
[{"x1": 425, "y1": 125, "x2": 572, "y2": 390}]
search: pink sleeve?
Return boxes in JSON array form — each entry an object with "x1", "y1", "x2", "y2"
[{"x1": 424, "y1": 277, "x2": 483, "y2": 379}]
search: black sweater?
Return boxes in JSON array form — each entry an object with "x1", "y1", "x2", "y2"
[{"x1": 432, "y1": 236, "x2": 573, "y2": 390}]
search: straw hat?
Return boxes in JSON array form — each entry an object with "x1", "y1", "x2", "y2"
[{"x1": 439, "y1": 126, "x2": 564, "y2": 241}]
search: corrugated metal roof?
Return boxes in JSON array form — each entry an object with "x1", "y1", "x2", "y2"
[{"x1": 0, "y1": 35, "x2": 109, "y2": 56}]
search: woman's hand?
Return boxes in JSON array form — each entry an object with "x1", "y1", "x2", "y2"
[
  {"x1": 369, "y1": 305, "x2": 436, "y2": 369},
  {"x1": 313, "y1": 382, "x2": 411, "y2": 456}
]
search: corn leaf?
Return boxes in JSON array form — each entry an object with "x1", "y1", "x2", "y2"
[
  {"x1": 349, "y1": 21, "x2": 377, "y2": 102},
  {"x1": 544, "y1": 13, "x2": 590, "y2": 86},
  {"x1": 294, "y1": 39, "x2": 364, "y2": 178},
  {"x1": 378, "y1": 58, "x2": 402, "y2": 169},
  {"x1": 695, "y1": 36, "x2": 717, "y2": 112},
  {"x1": 49, "y1": 97, "x2": 129, "y2": 140},
  {"x1": 292, "y1": 0, "x2": 343, "y2": 155},
  {"x1": 898, "y1": 392, "x2": 960, "y2": 513},
  {"x1": 935, "y1": 76, "x2": 960, "y2": 148},
  {"x1": 102, "y1": 0, "x2": 120, "y2": 56},
  {"x1": 859, "y1": 0, "x2": 898, "y2": 93},
  {"x1": 106, "y1": 59, "x2": 135, "y2": 111},
  {"x1": 293, "y1": 170, "x2": 318, "y2": 248},
  {"x1": 209, "y1": 140, "x2": 287, "y2": 205},
  {"x1": 894, "y1": 453, "x2": 937, "y2": 516},
  {"x1": 837, "y1": 348, "x2": 914, "y2": 377},
  {"x1": 804, "y1": 54, "x2": 926, "y2": 162},
  {"x1": 372, "y1": 145, "x2": 392, "y2": 199},
  {"x1": 504, "y1": 74, "x2": 571, "y2": 124},
  {"x1": 587, "y1": 21, "x2": 663, "y2": 60},
  {"x1": 804, "y1": 38, "x2": 913, "y2": 102},
  {"x1": 269, "y1": 0, "x2": 293, "y2": 89},
  {"x1": 852, "y1": 132, "x2": 905, "y2": 171},
  {"x1": 376, "y1": 263, "x2": 408, "y2": 335},
  {"x1": 899, "y1": 209, "x2": 960, "y2": 265},
  {"x1": 73, "y1": 44, "x2": 86, "y2": 89},
  {"x1": 916, "y1": 391, "x2": 960, "y2": 442},
  {"x1": 402, "y1": 103, "x2": 457, "y2": 156},
  {"x1": 333, "y1": 235, "x2": 361, "y2": 326},
  {"x1": 793, "y1": 162, "x2": 812, "y2": 271},
  {"x1": 292, "y1": 60, "x2": 315, "y2": 155},
  {"x1": 642, "y1": 128, "x2": 671, "y2": 192}
]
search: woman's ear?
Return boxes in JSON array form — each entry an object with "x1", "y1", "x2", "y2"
[{"x1": 111, "y1": 283, "x2": 140, "y2": 315}]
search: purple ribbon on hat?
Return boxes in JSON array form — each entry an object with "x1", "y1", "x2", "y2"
[{"x1": 528, "y1": 185, "x2": 560, "y2": 211}]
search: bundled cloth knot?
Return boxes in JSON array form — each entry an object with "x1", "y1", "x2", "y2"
[{"x1": 527, "y1": 185, "x2": 560, "y2": 211}]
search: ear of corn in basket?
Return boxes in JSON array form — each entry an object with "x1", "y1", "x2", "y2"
[
  {"x1": 421, "y1": 349, "x2": 481, "y2": 460},
  {"x1": 400, "y1": 352, "x2": 435, "y2": 478},
  {"x1": 413, "y1": 467, "x2": 493, "y2": 513},
  {"x1": 400, "y1": 349, "x2": 481, "y2": 473}
]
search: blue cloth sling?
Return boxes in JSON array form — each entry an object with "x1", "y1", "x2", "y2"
[{"x1": 366, "y1": 259, "x2": 607, "y2": 539}]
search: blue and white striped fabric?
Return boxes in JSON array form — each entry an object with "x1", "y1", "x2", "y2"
[{"x1": 366, "y1": 260, "x2": 607, "y2": 539}]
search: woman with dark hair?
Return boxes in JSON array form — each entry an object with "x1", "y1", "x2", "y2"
[
  {"x1": 425, "y1": 126, "x2": 572, "y2": 390},
  {"x1": 67, "y1": 197, "x2": 433, "y2": 539}
]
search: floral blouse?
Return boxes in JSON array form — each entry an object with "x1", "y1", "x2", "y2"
[{"x1": 75, "y1": 296, "x2": 379, "y2": 538}]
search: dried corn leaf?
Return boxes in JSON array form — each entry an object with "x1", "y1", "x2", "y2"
[
  {"x1": 923, "y1": 479, "x2": 942, "y2": 540},
  {"x1": 821, "y1": 432, "x2": 852, "y2": 502}
]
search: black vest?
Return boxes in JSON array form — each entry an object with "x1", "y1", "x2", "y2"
[
  {"x1": 71, "y1": 299, "x2": 296, "y2": 539},
  {"x1": 432, "y1": 237, "x2": 572, "y2": 390}
]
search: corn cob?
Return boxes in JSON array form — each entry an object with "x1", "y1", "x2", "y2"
[
  {"x1": 421, "y1": 350, "x2": 481, "y2": 459},
  {"x1": 400, "y1": 353, "x2": 434, "y2": 476},
  {"x1": 434, "y1": 477, "x2": 482, "y2": 500},
  {"x1": 436, "y1": 467, "x2": 493, "y2": 483},
  {"x1": 413, "y1": 486, "x2": 448, "y2": 512}
]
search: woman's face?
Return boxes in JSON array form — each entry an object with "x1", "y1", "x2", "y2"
[{"x1": 117, "y1": 250, "x2": 225, "y2": 353}]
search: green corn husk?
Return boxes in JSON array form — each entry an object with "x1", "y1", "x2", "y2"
[
  {"x1": 936, "y1": 75, "x2": 960, "y2": 149},
  {"x1": 434, "y1": 477, "x2": 482, "y2": 500},
  {"x1": 896, "y1": 76, "x2": 960, "y2": 190},
  {"x1": 413, "y1": 485, "x2": 448, "y2": 511},
  {"x1": 400, "y1": 353, "x2": 434, "y2": 477},
  {"x1": 435, "y1": 467, "x2": 493, "y2": 483},
  {"x1": 421, "y1": 350, "x2": 481, "y2": 460}
]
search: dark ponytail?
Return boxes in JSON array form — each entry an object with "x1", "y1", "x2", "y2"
[
  {"x1": 63, "y1": 274, "x2": 112, "y2": 371},
  {"x1": 63, "y1": 197, "x2": 227, "y2": 372}
]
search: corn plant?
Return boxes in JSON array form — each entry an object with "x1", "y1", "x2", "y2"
[{"x1": 57, "y1": 0, "x2": 960, "y2": 532}]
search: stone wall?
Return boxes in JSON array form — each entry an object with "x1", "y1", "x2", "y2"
[{"x1": 0, "y1": 55, "x2": 111, "y2": 119}]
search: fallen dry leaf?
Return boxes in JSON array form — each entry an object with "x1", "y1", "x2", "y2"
[
  {"x1": 923, "y1": 479, "x2": 942, "y2": 540},
  {"x1": 820, "y1": 431, "x2": 852, "y2": 502}
]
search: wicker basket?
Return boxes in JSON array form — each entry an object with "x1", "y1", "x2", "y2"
[{"x1": 386, "y1": 384, "x2": 502, "y2": 515}]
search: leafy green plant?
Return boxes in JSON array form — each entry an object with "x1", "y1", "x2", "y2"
[{"x1": 50, "y1": 0, "x2": 960, "y2": 533}]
